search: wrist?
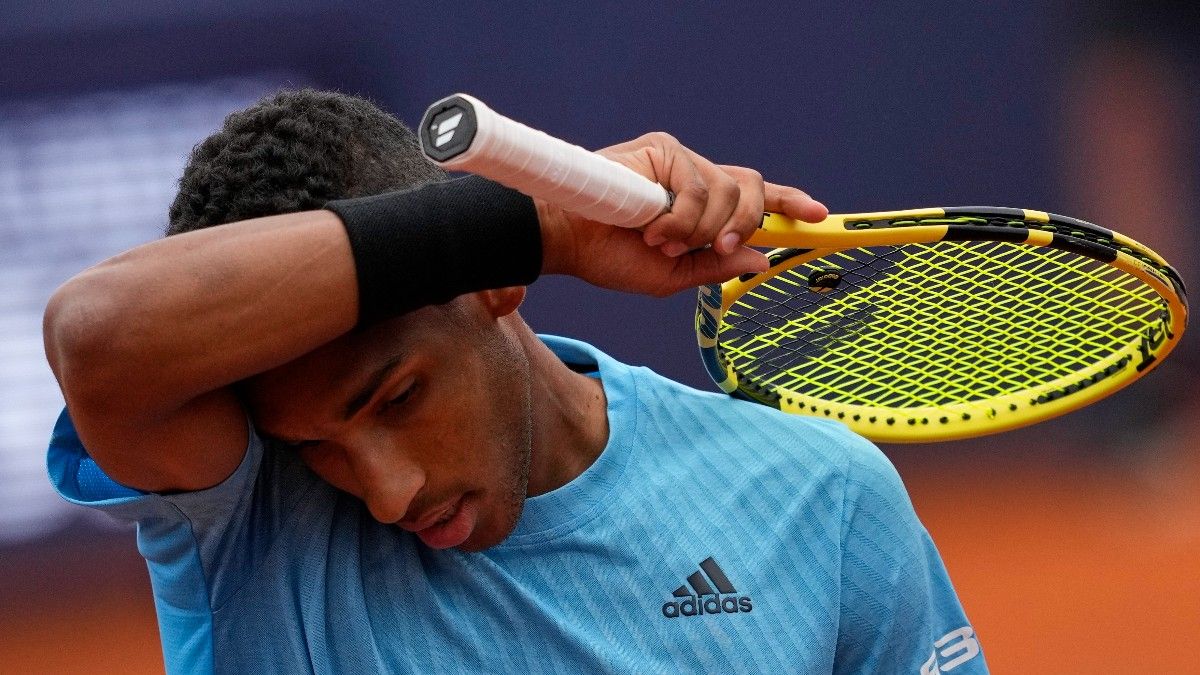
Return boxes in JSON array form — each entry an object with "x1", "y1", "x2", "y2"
[
  {"x1": 536, "y1": 198, "x2": 575, "y2": 276},
  {"x1": 327, "y1": 176, "x2": 541, "y2": 324}
]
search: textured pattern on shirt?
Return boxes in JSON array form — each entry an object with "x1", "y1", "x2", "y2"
[{"x1": 48, "y1": 336, "x2": 986, "y2": 674}]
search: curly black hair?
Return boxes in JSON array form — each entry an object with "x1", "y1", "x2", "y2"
[{"x1": 167, "y1": 89, "x2": 446, "y2": 235}]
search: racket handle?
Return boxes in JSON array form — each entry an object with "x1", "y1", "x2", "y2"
[{"x1": 419, "y1": 93, "x2": 671, "y2": 229}]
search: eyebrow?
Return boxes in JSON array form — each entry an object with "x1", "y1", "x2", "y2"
[{"x1": 342, "y1": 353, "x2": 408, "y2": 421}]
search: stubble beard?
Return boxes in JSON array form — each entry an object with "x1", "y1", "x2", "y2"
[
  {"x1": 460, "y1": 351, "x2": 534, "y2": 553},
  {"x1": 502, "y1": 376, "x2": 533, "y2": 533}
]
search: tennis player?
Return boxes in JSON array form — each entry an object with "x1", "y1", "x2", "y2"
[{"x1": 43, "y1": 90, "x2": 987, "y2": 674}]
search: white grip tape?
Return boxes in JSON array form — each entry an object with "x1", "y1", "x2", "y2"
[{"x1": 431, "y1": 94, "x2": 670, "y2": 229}]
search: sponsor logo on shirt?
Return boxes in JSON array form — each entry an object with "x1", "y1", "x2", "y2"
[
  {"x1": 661, "y1": 557, "x2": 753, "y2": 618},
  {"x1": 920, "y1": 626, "x2": 981, "y2": 673}
]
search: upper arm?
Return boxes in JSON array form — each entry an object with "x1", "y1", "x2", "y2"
[
  {"x1": 833, "y1": 438, "x2": 986, "y2": 674},
  {"x1": 41, "y1": 210, "x2": 359, "y2": 493},
  {"x1": 45, "y1": 278, "x2": 250, "y2": 493},
  {"x1": 63, "y1": 387, "x2": 250, "y2": 493}
]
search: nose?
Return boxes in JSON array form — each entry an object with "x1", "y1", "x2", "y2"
[{"x1": 346, "y1": 437, "x2": 426, "y2": 525}]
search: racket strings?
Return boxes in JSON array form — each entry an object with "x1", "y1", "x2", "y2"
[
  {"x1": 720, "y1": 241, "x2": 1162, "y2": 409},
  {"x1": 772, "y1": 247, "x2": 1137, "y2": 401}
]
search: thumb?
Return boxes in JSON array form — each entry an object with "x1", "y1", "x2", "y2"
[{"x1": 674, "y1": 247, "x2": 770, "y2": 288}]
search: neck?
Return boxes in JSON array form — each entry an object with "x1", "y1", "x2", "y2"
[{"x1": 515, "y1": 328, "x2": 609, "y2": 497}]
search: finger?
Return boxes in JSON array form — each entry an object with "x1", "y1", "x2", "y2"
[
  {"x1": 593, "y1": 134, "x2": 701, "y2": 247},
  {"x1": 639, "y1": 138, "x2": 709, "y2": 247},
  {"x1": 713, "y1": 165, "x2": 766, "y2": 255},
  {"x1": 665, "y1": 151, "x2": 739, "y2": 252},
  {"x1": 670, "y1": 246, "x2": 770, "y2": 289},
  {"x1": 764, "y1": 182, "x2": 828, "y2": 223}
]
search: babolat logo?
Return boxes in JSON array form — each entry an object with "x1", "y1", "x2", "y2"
[
  {"x1": 661, "y1": 557, "x2": 752, "y2": 618},
  {"x1": 1136, "y1": 307, "x2": 1173, "y2": 372},
  {"x1": 431, "y1": 110, "x2": 464, "y2": 148}
]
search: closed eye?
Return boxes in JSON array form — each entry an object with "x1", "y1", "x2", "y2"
[{"x1": 381, "y1": 380, "x2": 418, "y2": 413}]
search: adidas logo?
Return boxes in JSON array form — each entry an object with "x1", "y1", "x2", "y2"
[{"x1": 661, "y1": 557, "x2": 752, "y2": 619}]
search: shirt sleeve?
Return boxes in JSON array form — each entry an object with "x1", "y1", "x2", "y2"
[
  {"x1": 46, "y1": 406, "x2": 321, "y2": 609},
  {"x1": 833, "y1": 435, "x2": 989, "y2": 674}
]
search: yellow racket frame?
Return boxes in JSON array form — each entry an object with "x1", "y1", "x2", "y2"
[{"x1": 697, "y1": 208, "x2": 1188, "y2": 442}]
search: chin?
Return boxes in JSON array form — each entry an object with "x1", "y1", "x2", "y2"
[
  {"x1": 454, "y1": 538, "x2": 493, "y2": 553},
  {"x1": 458, "y1": 496, "x2": 525, "y2": 552},
  {"x1": 455, "y1": 527, "x2": 505, "y2": 553}
]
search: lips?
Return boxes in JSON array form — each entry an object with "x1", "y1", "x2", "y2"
[
  {"x1": 413, "y1": 495, "x2": 477, "y2": 549},
  {"x1": 401, "y1": 496, "x2": 464, "y2": 532}
]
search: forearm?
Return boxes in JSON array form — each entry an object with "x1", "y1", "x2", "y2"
[
  {"x1": 45, "y1": 209, "x2": 358, "y2": 417},
  {"x1": 44, "y1": 177, "x2": 544, "y2": 492},
  {"x1": 46, "y1": 176, "x2": 544, "y2": 421}
]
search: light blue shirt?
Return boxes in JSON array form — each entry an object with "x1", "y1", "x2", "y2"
[{"x1": 48, "y1": 336, "x2": 986, "y2": 674}]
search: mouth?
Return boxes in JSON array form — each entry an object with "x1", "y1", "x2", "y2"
[
  {"x1": 405, "y1": 494, "x2": 478, "y2": 550},
  {"x1": 403, "y1": 497, "x2": 460, "y2": 531}
]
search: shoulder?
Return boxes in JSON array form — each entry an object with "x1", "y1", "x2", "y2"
[
  {"x1": 624, "y1": 365, "x2": 922, "y2": 525},
  {"x1": 624, "y1": 364, "x2": 887, "y2": 486}
]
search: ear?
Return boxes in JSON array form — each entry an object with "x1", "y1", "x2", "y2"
[{"x1": 475, "y1": 286, "x2": 526, "y2": 318}]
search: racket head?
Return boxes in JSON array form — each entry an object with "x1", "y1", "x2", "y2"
[{"x1": 696, "y1": 207, "x2": 1188, "y2": 442}]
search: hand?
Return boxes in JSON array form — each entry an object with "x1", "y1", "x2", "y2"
[{"x1": 538, "y1": 132, "x2": 829, "y2": 296}]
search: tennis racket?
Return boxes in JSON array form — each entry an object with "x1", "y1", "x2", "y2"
[{"x1": 419, "y1": 93, "x2": 1188, "y2": 442}]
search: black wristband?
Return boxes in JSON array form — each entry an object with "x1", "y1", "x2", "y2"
[{"x1": 326, "y1": 176, "x2": 541, "y2": 324}]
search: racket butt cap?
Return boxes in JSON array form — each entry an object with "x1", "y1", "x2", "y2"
[{"x1": 420, "y1": 94, "x2": 479, "y2": 164}]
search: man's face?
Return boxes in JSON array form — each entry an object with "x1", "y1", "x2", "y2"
[{"x1": 242, "y1": 297, "x2": 533, "y2": 551}]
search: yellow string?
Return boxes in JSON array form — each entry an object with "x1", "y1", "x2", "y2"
[{"x1": 719, "y1": 241, "x2": 1161, "y2": 409}]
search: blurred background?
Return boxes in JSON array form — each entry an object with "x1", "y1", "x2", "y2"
[{"x1": 1, "y1": 1, "x2": 1196, "y2": 672}]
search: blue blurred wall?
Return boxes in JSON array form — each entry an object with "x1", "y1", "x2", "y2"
[{"x1": 1, "y1": 1, "x2": 1071, "y2": 389}]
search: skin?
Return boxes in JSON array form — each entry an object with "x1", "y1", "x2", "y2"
[
  {"x1": 43, "y1": 131, "x2": 827, "y2": 550},
  {"x1": 241, "y1": 290, "x2": 607, "y2": 551}
]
